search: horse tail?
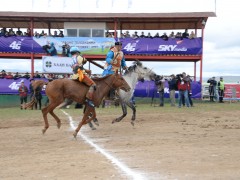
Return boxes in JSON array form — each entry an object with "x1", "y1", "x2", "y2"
[{"x1": 24, "y1": 80, "x2": 48, "y2": 109}]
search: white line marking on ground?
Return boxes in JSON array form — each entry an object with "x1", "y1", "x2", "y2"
[{"x1": 61, "y1": 110, "x2": 145, "y2": 180}]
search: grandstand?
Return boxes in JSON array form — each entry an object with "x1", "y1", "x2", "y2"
[{"x1": 0, "y1": 11, "x2": 216, "y2": 83}]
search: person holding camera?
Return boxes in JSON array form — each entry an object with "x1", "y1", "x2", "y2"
[
  {"x1": 155, "y1": 75, "x2": 165, "y2": 106},
  {"x1": 168, "y1": 74, "x2": 178, "y2": 107},
  {"x1": 207, "y1": 76, "x2": 217, "y2": 102},
  {"x1": 176, "y1": 72, "x2": 190, "y2": 108}
]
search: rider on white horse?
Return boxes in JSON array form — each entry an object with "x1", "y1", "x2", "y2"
[{"x1": 102, "y1": 41, "x2": 128, "y2": 76}]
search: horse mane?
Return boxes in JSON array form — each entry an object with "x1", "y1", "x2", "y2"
[
  {"x1": 125, "y1": 59, "x2": 143, "y2": 75},
  {"x1": 92, "y1": 74, "x2": 112, "y2": 81}
]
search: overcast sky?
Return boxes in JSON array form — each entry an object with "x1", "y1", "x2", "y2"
[{"x1": 0, "y1": 0, "x2": 239, "y2": 79}]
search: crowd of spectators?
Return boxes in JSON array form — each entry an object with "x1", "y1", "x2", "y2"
[
  {"x1": 0, "y1": 27, "x2": 64, "y2": 38},
  {"x1": 1, "y1": 27, "x2": 197, "y2": 40},
  {"x1": 0, "y1": 70, "x2": 71, "y2": 80},
  {"x1": 106, "y1": 29, "x2": 197, "y2": 40}
]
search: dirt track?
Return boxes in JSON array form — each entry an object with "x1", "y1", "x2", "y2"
[{"x1": 0, "y1": 103, "x2": 240, "y2": 180}]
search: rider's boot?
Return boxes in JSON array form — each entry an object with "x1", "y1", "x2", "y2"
[{"x1": 86, "y1": 85, "x2": 96, "y2": 107}]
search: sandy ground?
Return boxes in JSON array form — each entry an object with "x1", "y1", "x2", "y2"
[{"x1": 0, "y1": 102, "x2": 240, "y2": 180}]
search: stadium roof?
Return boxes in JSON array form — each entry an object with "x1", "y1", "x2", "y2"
[{"x1": 0, "y1": 11, "x2": 216, "y2": 30}]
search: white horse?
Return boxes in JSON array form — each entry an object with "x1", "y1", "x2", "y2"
[{"x1": 89, "y1": 60, "x2": 156, "y2": 129}]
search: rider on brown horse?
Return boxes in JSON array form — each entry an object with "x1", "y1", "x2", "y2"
[{"x1": 70, "y1": 46, "x2": 96, "y2": 107}]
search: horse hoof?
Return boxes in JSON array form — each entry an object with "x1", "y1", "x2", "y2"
[
  {"x1": 91, "y1": 127, "x2": 97, "y2": 130},
  {"x1": 131, "y1": 121, "x2": 134, "y2": 126},
  {"x1": 73, "y1": 131, "x2": 78, "y2": 138},
  {"x1": 57, "y1": 123, "x2": 61, "y2": 129},
  {"x1": 42, "y1": 129, "x2": 47, "y2": 134},
  {"x1": 93, "y1": 120, "x2": 99, "y2": 126}
]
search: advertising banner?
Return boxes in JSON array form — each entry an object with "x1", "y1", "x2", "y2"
[
  {"x1": 134, "y1": 80, "x2": 202, "y2": 99},
  {"x1": 0, "y1": 36, "x2": 202, "y2": 55},
  {"x1": 42, "y1": 56, "x2": 72, "y2": 73},
  {"x1": 0, "y1": 78, "x2": 48, "y2": 95}
]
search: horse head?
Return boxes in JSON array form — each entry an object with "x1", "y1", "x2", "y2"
[
  {"x1": 112, "y1": 73, "x2": 131, "y2": 92},
  {"x1": 126, "y1": 60, "x2": 156, "y2": 81}
]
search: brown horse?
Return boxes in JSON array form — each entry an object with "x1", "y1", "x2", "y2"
[{"x1": 26, "y1": 74, "x2": 130, "y2": 137}]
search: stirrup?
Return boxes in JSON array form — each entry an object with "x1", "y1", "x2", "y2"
[{"x1": 86, "y1": 99, "x2": 95, "y2": 107}]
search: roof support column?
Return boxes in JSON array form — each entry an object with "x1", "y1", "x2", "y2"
[
  {"x1": 114, "y1": 18, "x2": 117, "y2": 38},
  {"x1": 48, "y1": 22, "x2": 51, "y2": 36},
  {"x1": 30, "y1": 17, "x2": 34, "y2": 36},
  {"x1": 31, "y1": 53, "x2": 34, "y2": 78},
  {"x1": 194, "y1": 61, "x2": 196, "y2": 82},
  {"x1": 200, "y1": 19, "x2": 205, "y2": 85}
]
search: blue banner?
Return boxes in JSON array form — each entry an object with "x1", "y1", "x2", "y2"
[
  {"x1": 120, "y1": 37, "x2": 202, "y2": 55},
  {"x1": 134, "y1": 80, "x2": 202, "y2": 99},
  {"x1": 0, "y1": 37, "x2": 202, "y2": 55},
  {"x1": 0, "y1": 78, "x2": 47, "y2": 95},
  {"x1": 0, "y1": 78, "x2": 201, "y2": 98}
]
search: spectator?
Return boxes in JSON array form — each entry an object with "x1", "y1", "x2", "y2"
[
  {"x1": 187, "y1": 75, "x2": 194, "y2": 107},
  {"x1": 0, "y1": 28, "x2": 5, "y2": 36},
  {"x1": 168, "y1": 74, "x2": 178, "y2": 107},
  {"x1": 22, "y1": 72, "x2": 30, "y2": 79},
  {"x1": 16, "y1": 28, "x2": 23, "y2": 36},
  {"x1": 161, "y1": 32, "x2": 168, "y2": 41},
  {"x1": 155, "y1": 75, "x2": 165, "y2": 107},
  {"x1": 40, "y1": 30, "x2": 45, "y2": 37},
  {"x1": 18, "y1": 80, "x2": 28, "y2": 110},
  {"x1": 34, "y1": 31, "x2": 40, "y2": 38},
  {"x1": 34, "y1": 85, "x2": 43, "y2": 110},
  {"x1": 8, "y1": 28, "x2": 16, "y2": 36},
  {"x1": 218, "y1": 77, "x2": 225, "y2": 103},
  {"x1": 146, "y1": 32, "x2": 153, "y2": 38},
  {"x1": 34, "y1": 71, "x2": 41, "y2": 78},
  {"x1": 125, "y1": 31, "x2": 131, "y2": 38},
  {"x1": 58, "y1": 30, "x2": 64, "y2": 37},
  {"x1": 177, "y1": 72, "x2": 190, "y2": 108},
  {"x1": 26, "y1": 28, "x2": 31, "y2": 37},
  {"x1": 140, "y1": 31, "x2": 146, "y2": 38},
  {"x1": 175, "y1": 32, "x2": 182, "y2": 39},
  {"x1": 0, "y1": 70, "x2": 7, "y2": 78},
  {"x1": 5, "y1": 72, "x2": 14, "y2": 79},
  {"x1": 207, "y1": 76, "x2": 217, "y2": 102},
  {"x1": 169, "y1": 31, "x2": 175, "y2": 39},
  {"x1": 182, "y1": 29, "x2": 189, "y2": 38},
  {"x1": 189, "y1": 31, "x2": 196, "y2": 39},
  {"x1": 52, "y1": 30, "x2": 58, "y2": 37},
  {"x1": 154, "y1": 32, "x2": 160, "y2": 38},
  {"x1": 13, "y1": 72, "x2": 22, "y2": 80},
  {"x1": 134, "y1": 31, "x2": 139, "y2": 38}
]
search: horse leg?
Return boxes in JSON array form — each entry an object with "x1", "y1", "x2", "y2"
[
  {"x1": 112, "y1": 102, "x2": 127, "y2": 123},
  {"x1": 88, "y1": 121, "x2": 96, "y2": 130},
  {"x1": 41, "y1": 101, "x2": 62, "y2": 134},
  {"x1": 126, "y1": 101, "x2": 136, "y2": 126},
  {"x1": 73, "y1": 106, "x2": 93, "y2": 138}
]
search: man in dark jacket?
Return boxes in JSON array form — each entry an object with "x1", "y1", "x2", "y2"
[{"x1": 168, "y1": 74, "x2": 178, "y2": 107}]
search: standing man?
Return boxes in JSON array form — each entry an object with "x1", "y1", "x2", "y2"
[
  {"x1": 102, "y1": 41, "x2": 128, "y2": 76},
  {"x1": 177, "y1": 72, "x2": 190, "y2": 108},
  {"x1": 168, "y1": 74, "x2": 177, "y2": 107},
  {"x1": 207, "y1": 76, "x2": 217, "y2": 102},
  {"x1": 18, "y1": 80, "x2": 28, "y2": 110},
  {"x1": 70, "y1": 46, "x2": 96, "y2": 107},
  {"x1": 218, "y1": 77, "x2": 225, "y2": 103},
  {"x1": 155, "y1": 75, "x2": 165, "y2": 107}
]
